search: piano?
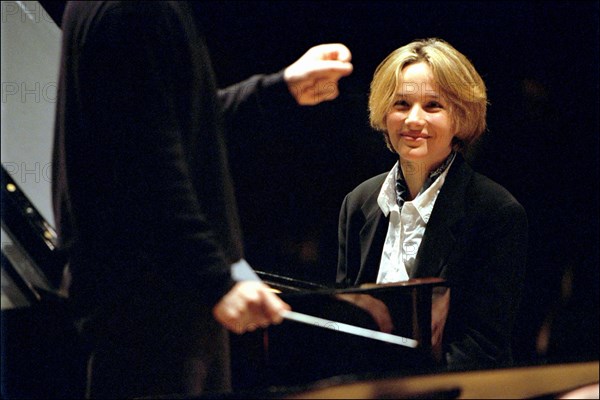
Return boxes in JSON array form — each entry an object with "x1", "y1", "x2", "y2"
[
  {"x1": 231, "y1": 270, "x2": 447, "y2": 390},
  {"x1": 1, "y1": 166, "x2": 87, "y2": 398},
  {"x1": 2, "y1": 166, "x2": 598, "y2": 399},
  {"x1": 1, "y1": 165, "x2": 445, "y2": 396}
]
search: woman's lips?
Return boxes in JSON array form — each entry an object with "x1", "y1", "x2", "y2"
[{"x1": 400, "y1": 132, "x2": 430, "y2": 140}]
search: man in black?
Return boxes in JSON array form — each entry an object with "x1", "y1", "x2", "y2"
[{"x1": 52, "y1": 1, "x2": 352, "y2": 397}]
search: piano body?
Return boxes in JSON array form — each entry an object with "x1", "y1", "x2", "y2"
[
  {"x1": 1, "y1": 167, "x2": 87, "y2": 399},
  {"x1": 231, "y1": 271, "x2": 446, "y2": 389},
  {"x1": 2, "y1": 164, "x2": 445, "y2": 397},
  {"x1": 3, "y1": 167, "x2": 599, "y2": 400}
]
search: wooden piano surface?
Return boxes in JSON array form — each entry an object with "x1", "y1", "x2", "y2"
[{"x1": 284, "y1": 360, "x2": 599, "y2": 399}]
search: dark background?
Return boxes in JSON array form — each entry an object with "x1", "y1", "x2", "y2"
[{"x1": 40, "y1": 0, "x2": 599, "y2": 367}]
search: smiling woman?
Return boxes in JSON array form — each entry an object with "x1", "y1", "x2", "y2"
[
  {"x1": 385, "y1": 62, "x2": 456, "y2": 196},
  {"x1": 336, "y1": 38, "x2": 528, "y2": 370},
  {"x1": 369, "y1": 39, "x2": 488, "y2": 158}
]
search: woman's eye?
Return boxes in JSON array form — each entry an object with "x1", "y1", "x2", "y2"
[
  {"x1": 394, "y1": 100, "x2": 409, "y2": 108},
  {"x1": 426, "y1": 101, "x2": 443, "y2": 109}
]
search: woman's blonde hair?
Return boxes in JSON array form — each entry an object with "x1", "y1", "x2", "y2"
[{"x1": 369, "y1": 38, "x2": 488, "y2": 152}]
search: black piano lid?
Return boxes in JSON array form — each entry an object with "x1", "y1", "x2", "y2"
[{"x1": 1, "y1": 165, "x2": 66, "y2": 292}]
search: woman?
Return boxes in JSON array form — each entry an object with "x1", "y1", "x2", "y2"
[{"x1": 337, "y1": 38, "x2": 527, "y2": 369}]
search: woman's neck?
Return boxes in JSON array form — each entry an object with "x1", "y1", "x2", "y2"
[
  {"x1": 399, "y1": 160, "x2": 430, "y2": 200},
  {"x1": 399, "y1": 155, "x2": 450, "y2": 200}
]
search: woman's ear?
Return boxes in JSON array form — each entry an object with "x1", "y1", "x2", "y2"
[{"x1": 383, "y1": 131, "x2": 394, "y2": 153}]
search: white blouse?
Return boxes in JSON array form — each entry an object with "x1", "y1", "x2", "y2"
[{"x1": 376, "y1": 157, "x2": 455, "y2": 283}]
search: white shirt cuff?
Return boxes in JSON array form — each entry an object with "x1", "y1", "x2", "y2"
[{"x1": 230, "y1": 258, "x2": 262, "y2": 282}]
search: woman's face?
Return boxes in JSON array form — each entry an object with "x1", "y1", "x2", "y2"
[{"x1": 385, "y1": 62, "x2": 455, "y2": 170}]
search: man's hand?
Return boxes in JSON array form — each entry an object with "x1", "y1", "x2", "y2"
[
  {"x1": 212, "y1": 281, "x2": 290, "y2": 334},
  {"x1": 284, "y1": 43, "x2": 353, "y2": 105}
]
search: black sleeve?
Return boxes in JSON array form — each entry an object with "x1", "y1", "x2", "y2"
[
  {"x1": 445, "y1": 200, "x2": 528, "y2": 368},
  {"x1": 336, "y1": 193, "x2": 352, "y2": 287},
  {"x1": 218, "y1": 71, "x2": 296, "y2": 120},
  {"x1": 217, "y1": 70, "x2": 301, "y2": 147}
]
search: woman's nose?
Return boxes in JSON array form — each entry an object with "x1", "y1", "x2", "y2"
[{"x1": 405, "y1": 105, "x2": 425, "y2": 128}]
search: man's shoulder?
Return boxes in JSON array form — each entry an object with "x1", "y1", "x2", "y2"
[{"x1": 64, "y1": 1, "x2": 189, "y2": 31}]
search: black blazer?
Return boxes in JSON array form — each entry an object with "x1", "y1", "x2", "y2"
[{"x1": 337, "y1": 154, "x2": 528, "y2": 368}]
